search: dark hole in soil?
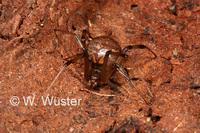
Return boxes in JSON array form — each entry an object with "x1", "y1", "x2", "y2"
[
  {"x1": 108, "y1": 96, "x2": 114, "y2": 102},
  {"x1": 105, "y1": 121, "x2": 116, "y2": 133},
  {"x1": 145, "y1": 108, "x2": 162, "y2": 124},
  {"x1": 73, "y1": 115, "x2": 87, "y2": 124},
  {"x1": 138, "y1": 108, "x2": 143, "y2": 112},
  {"x1": 19, "y1": 38, "x2": 23, "y2": 43},
  {"x1": 131, "y1": 4, "x2": 138, "y2": 9},
  {"x1": 72, "y1": 24, "x2": 76, "y2": 31},
  {"x1": 114, "y1": 117, "x2": 140, "y2": 133},
  {"x1": 190, "y1": 85, "x2": 200, "y2": 90},
  {"x1": 1, "y1": 35, "x2": 10, "y2": 40},
  {"x1": 151, "y1": 116, "x2": 161, "y2": 123}
]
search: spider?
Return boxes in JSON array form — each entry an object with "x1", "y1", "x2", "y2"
[{"x1": 46, "y1": 29, "x2": 157, "y2": 105}]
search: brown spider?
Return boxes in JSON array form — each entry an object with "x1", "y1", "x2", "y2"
[{"x1": 46, "y1": 29, "x2": 157, "y2": 105}]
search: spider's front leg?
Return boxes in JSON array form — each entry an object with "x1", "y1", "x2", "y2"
[
  {"x1": 37, "y1": 53, "x2": 84, "y2": 107},
  {"x1": 63, "y1": 53, "x2": 85, "y2": 66},
  {"x1": 122, "y1": 45, "x2": 157, "y2": 58},
  {"x1": 45, "y1": 32, "x2": 88, "y2": 95},
  {"x1": 46, "y1": 53, "x2": 84, "y2": 94},
  {"x1": 112, "y1": 63, "x2": 153, "y2": 105}
]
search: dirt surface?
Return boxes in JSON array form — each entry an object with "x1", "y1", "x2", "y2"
[{"x1": 0, "y1": 0, "x2": 200, "y2": 132}]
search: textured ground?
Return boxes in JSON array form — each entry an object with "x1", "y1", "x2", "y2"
[{"x1": 0, "y1": 0, "x2": 200, "y2": 132}]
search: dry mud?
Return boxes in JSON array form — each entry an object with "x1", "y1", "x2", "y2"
[{"x1": 0, "y1": 0, "x2": 200, "y2": 132}]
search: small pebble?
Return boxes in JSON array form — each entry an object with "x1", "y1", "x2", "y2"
[
  {"x1": 69, "y1": 127, "x2": 74, "y2": 132},
  {"x1": 53, "y1": 39, "x2": 57, "y2": 45},
  {"x1": 180, "y1": 78, "x2": 185, "y2": 82},
  {"x1": 190, "y1": 76, "x2": 197, "y2": 79},
  {"x1": 147, "y1": 117, "x2": 151, "y2": 122},
  {"x1": 196, "y1": 90, "x2": 200, "y2": 94},
  {"x1": 172, "y1": 48, "x2": 178, "y2": 56},
  {"x1": 169, "y1": 4, "x2": 176, "y2": 13}
]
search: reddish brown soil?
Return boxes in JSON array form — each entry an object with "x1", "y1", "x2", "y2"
[{"x1": 0, "y1": 0, "x2": 200, "y2": 132}]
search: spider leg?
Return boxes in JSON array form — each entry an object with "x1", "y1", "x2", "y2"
[
  {"x1": 127, "y1": 57, "x2": 154, "y2": 97},
  {"x1": 54, "y1": 30, "x2": 92, "y2": 79},
  {"x1": 120, "y1": 44, "x2": 156, "y2": 104},
  {"x1": 81, "y1": 88, "x2": 115, "y2": 97},
  {"x1": 74, "y1": 34, "x2": 87, "y2": 51},
  {"x1": 45, "y1": 54, "x2": 84, "y2": 97},
  {"x1": 54, "y1": 29, "x2": 87, "y2": 52},
  {"x1": 79, "y1": 30, "x2": 93, "y2": 79},
  {"x1": 122, "y1": 45, "x2": 157, "y2": 58},
  {"x1": 63, "y1": 53, "x2": 84, "y2": 65},
  {"x1": 113, "y1": 63, "x2": 153, "y2": 105},
  {"x1": 82, "y1": 29, "x2": 93, "y2": 44},
  {"x1": 100, "y1": 50, "x2": 127, "y2": 83},
  {"x1": 37, "y1": 53, "x2": 84, "y2": 107}
]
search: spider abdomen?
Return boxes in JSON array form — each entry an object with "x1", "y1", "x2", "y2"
[{"x1": 87, "y1": 37, "x2": 122, "y2": 65}]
